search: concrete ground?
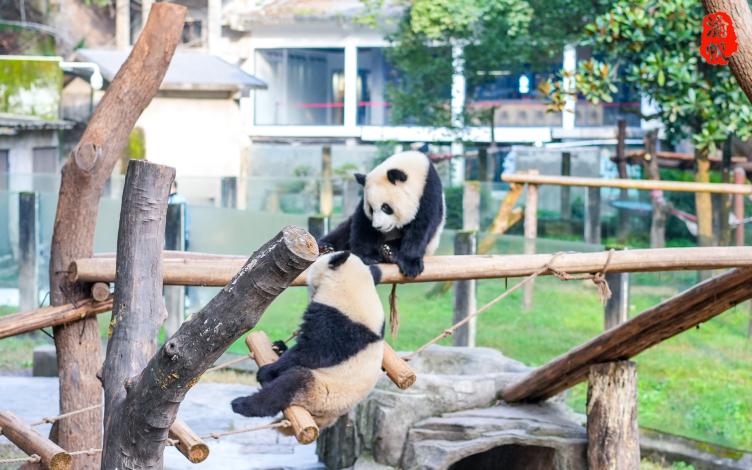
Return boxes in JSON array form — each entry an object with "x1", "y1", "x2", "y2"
[{"x1": 0, "y1": 377, "x2": 322, "y2": 469}]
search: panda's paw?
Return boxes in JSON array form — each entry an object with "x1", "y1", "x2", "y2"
[
  {"x1": 231, "y1": 396, "x2": 258, "y2": 417},
  {"x1": 256, "y1": 364, "x2": 277, "y2": 384},
  {"x1": 318, "y1": 242, "x2": 336, "y2": 254},
  {"x1": 271, "y1": 340, "x2": 288, "y2": 356},
  {"x1": 396, "y1": 255, "x2": 424, "y2": 278}
]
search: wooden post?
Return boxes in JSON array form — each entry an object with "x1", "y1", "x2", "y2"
[
  {"x1": 320, "y1": 145, "x2": 333, "y2": 217},
  {"x1": 643, "y1": 131, "x2": 667, "y2": 248},
  {"x1": 0, "y1": 299, "x2": 113, "y2": 339},
  {"x1": 462, "y1": 181, "x2": 481, "y2": 231},
  {"x1": 102, "y1": 160, "x2": 175, "y2": 466},
  {"x1": 585, "y1": 187, "x2": 602, "y2": 245},
  {"x1": 604, "y1": 271, "x2": 629, "y2": 330},
  {"x1": 169, "y1": 418, "x2": 209, "y2": 463},
  {"x1": 453, "y1": 231, "x2": 476, "y2": 346},
  {"x1": 245, "y1": 332, "x2": 319, "y2": 444},
  {"x1": 221, "y1": 176, "x2": 237, "y2": 208},
  {"x1": 734, "y1": 166, "x2": 746, "y2": 246},
  {"x1": 523, "y1": 174, "x2": 539, "y2": 311},
  {"x1": 382, "y1": 343, "x2": 416, "y2": 389},
  {"x1": 719, "y1": 137, "x2": 733, "y2": 246},
  {"x1": 0, "y1": 410, "x2": 71, "y2": 470},
  {"x1": 164, "y1": 203, "x2": 186, "y2": 337},
  {"x1": 560, "y1": 152, "x2": 572, "y2": 220},
  {"x1": 308, "y1": 215, "x2": 329, "y2": 240},
  {"x1": 695, "y1": 148, "x2": 714, "y2": 248},
  {"x1": 102, "y1": 226, "x2": 317, "y2": 468},
  {"x1": 478, "y1": 146, "x2": 489, "y2": 182},
  {"x1": 18, "y1": 192, "x2": 39, "y2": 312},
  {"x1": 587, "y1": 361, "x2": 639, "y2": 470},
  {"x1": 47, "y1": 5, "x2": 186, "y2": 465},
  {"x1": 616, "y1": 120, "x2": 629, "y2": 242}
]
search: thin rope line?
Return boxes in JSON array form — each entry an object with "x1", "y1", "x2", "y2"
[
  {"x1": 205, "y1": 354, "x2": 253, "y2": 373},
  {"x1": 30, "y1": 403, "x2": 102, "y2": 426},
  {"x1": 201, "y1": 420, "x2": 291, "y2": 440},
  {"x1": 0, "y1": 454, "x2": 41, "y2": 464}
]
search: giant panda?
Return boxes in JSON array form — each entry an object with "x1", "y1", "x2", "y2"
[
  {"x1": 230, "y1": 251, "x2": 384, "y2": 430},
  {"x1": 319, "y1": 151, "x2": 445, "y2": 278}
]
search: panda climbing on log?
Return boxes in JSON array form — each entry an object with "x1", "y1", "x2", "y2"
[
  {"x1": 230, "y1": 251, "x2": 385, "y2": 430},
  {"x1": 318, "y1": 151, "x2": 445, "y2": 278}
]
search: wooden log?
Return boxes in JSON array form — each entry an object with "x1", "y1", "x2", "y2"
[
  {"x1": 102, "y1": 226, "x2": 317, "y2": 468},
  {"x1": 585, "y1": 187, "x2": 602, "y2": 245},
  {"x1": 71, "y1": 246, "x2": 752, "y2": 287},
  {"x1": 18, "y1": 192, "x2": 39, "y2": 312},
  {"x1": 501, "y1": 173, "x2": 752, "y2": 195},
  {"x1": 245, "y1": 332, "x2": 319, "y2": 444},
  {"x1": 695, "y1": 148, "x2": 714, "y2": 249},
  {"x1": 452, "y1": 231, "x2": 476, "y2": 346},
  {"x1": 587, "y1": 361, "x2": 639, "y2": 470},
  {"x1": 616, "y1": 119, "x2": 629, "y2": 243},
  {"x1": 523, "y1": 176, "x2": 539, "y2": 310},
  {"x1": 0, "y1": 299, "x2": 112, "y2": 340},
  {"x1": 90, "y1": 282, "x2": 110, "y2": 302},
  {"x1": 169, "y1": 418, "x2": 209, "y2": 463},
  {"x1": 643, "y1": 130, "x2": 668, "y2": 248},
  {"x1": 47, "y1": 4, "x2": 186, "y2": 465},
  {"x1": 734, "y1": 166, "x2": 746, "y2": 246},
  {"x1": 102, "y1": 160, "x2": 175, "y2": 468},
  {"x1": 502, "y1": 267, "x2": 752, "y2": 403},
  {"x1": 382, "y1": 343, "x2": 416, "y2": 390},
  {"x1": 0, "y1": 410, "x2": 71, "y2": 470}
]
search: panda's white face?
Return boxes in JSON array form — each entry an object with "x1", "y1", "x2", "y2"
[{"x1": 361, "y1": 151, "x2": 430, "y2": 233}]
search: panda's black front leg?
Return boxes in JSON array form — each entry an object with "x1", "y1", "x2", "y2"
[
  {"x1": 349, "y1": 205, "x2": 384, "y2": 264},
  {"x1": 256, "y1": 348, "x2": 299, "y2": 385}
]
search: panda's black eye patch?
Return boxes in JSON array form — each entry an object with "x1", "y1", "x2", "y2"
[{"x1": 381, "y1": 203, "x2": 393, "y2": 215}]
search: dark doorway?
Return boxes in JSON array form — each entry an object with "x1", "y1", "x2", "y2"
[{"x1": 449, "y1": 444, "x2": 556, "y2": 470}]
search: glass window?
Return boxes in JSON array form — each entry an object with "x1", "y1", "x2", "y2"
[
  {"x1": 466, "y1": 63, "x2": 563, "y2": 127},
  {"x1": 356, "y1": 48, "x2": 397, "y2": 126},
  {"x1": 32, "y1": 147, "x2": 59, "y2": 173},
  {"x1": 254, "y1": 48, "x2": 345, "y2": 126}
]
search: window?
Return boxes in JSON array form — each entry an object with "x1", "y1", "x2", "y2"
[
  {"x1": 182, "y1": 19, "x2": 203, "y2": 47},
  {"x1": 356, "y1": 48, "x2": 397, "y2": 126},
  {"x1": 32, "y1": 147, "x2": 59, "y2": 173},
  {"x1": 254, "y1": 48, "x2": 345, "y2": 126}
]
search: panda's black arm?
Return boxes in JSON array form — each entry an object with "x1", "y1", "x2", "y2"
[
  {"x1": 318, "y1": 216, "x2": 352, "y2": 253},
  {"x1": 349, "y1": 203, "x2": 383, "y2": 264},
  {"x1": 395, "y1": 167, "x2": 444, "y2": 277},
  {"x1": 256, "y1": 346, "x2": 304, "y2": 385}
]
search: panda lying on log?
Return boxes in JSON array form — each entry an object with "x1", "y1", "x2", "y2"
[
  {"x1": 319, "y1": 151, "x2": 445, "y2": 278},
  {"x1": 231, "y1": 251, "x2": 384, "y2": 431}
]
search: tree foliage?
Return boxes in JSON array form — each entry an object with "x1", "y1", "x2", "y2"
[
  {"x1": 543, "y1": 0, "x2": 752, "y2": 151},
  {"x1": 360, "y1": 0, "x2": 609, "y2": 127}
]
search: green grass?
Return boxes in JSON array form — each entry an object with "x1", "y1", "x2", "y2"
[{"x1": 227, "y1": 275, "x2": 752, "y2": 451}]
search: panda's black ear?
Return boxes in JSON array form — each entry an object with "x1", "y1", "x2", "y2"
[
  {"x1": 369, "y1": 265, "x2": 382, "y2": 284},
  {"x1": 328, "y1": 251, "x2": 351, "y2": 269},
  {"x1": 387, "y1": 169, "x2": 408, "y2": 184},
  {"x1": 354, "y1": 173, "x2": 366, "y2": 186}
]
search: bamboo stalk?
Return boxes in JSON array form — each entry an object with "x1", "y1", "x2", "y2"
[
  {"x1": 168, "y1": 418, "x2": 209, "y2": 463},
  {"x1": 0, "y1": 410, "x2": 71, "y2": 470},
  {"x1": 245, "y1": 332, "x2": 319, "y2": 445},
  {"x1": 0, "y1": 299, "x2": 113, "y2": 340},
  {"x1": 502, "y1": 173, "x2": 752, "y2": 195},
  {"x1": 71, "y1": 246, "x2": 752, "y2": 287}
]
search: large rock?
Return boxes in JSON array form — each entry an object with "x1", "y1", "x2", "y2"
[{"x1": 317, "y1": 346, "x2": 586, "y2": 470}]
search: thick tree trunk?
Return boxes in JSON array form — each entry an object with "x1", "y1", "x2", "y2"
[
  {"x1": 102, "y1": 161, "x2": 175, "y2": 465},
  {"x1": 587, "y1": 362, "x2": 639, "y2": 470},
  {"x1": 703, "y1": 1, "x2": 752, "y2": 103},
  {"x1": 46, "y1": 5, "x2": 185, "y2": 465},
  {"x1": 102, "y1": 226, "x2": 317, "y2": 469}
]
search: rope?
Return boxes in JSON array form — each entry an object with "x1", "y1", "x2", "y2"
[
  {"x1": 30, "y1": 403, "x2": 102, "y2": 426},
  {"x1": 547, "y1": 248, "x2": 615, "y2": 305},
  {"x1": 205, "y1": 354, "x2": 254, "y2": 373},
  {"x1": 0, "y1": 454, "x2": 42, "y2": 465},
  {"x1": 405, "y1": 250, "x2": 614, "y2": 360},
  {"x1": 201, "y1": 420, "x2": 291, "y2": 440},
  {"x1": 68, "y1": 448, "x2": 102, "y2": 456}
]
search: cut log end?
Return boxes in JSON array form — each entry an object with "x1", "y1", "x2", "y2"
[
  {"x1": 49, "y1": 453, "x2": 72, "y2": 470},
  {"x1": 186, "y1": 443, "x2": 209, "y2": 463},
  {"x1": 282, "y1": 226, "x2": 319, "y2": 262},
  {"x1": 382, "y1": 343, "x2": 417, "y2": 390},
  {"x1": 91, "y1": 283, "x2": 110, "y2": 302}
]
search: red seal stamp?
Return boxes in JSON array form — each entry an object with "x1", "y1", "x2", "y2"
[{"x1": 700, "y1": 12, "x2": 738, "y2": 65}]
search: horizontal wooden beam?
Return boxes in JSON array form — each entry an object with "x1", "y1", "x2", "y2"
[
  {"x1": 501, "y1": 267, "x2": 752, "y2": 403},
  {"x1": 70, "y1": 247, "x2": 752, "y2": 287},
  {"x1": 502, "y1": 173, "x2": 752, "y2": 195},
  {"x1": 0, "y1": 298, "x2": 113, "y2": 339},
  {"x1": 169, "y1": 418, "x2": 209, "y2": 463},
  {"x1": 0, "y1": 410, "x2": 71, "y2": 469}
]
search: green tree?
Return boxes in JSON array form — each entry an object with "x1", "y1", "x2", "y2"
[{"x1": 360, "y1": 0, "x2": 609, "y2": 127}]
